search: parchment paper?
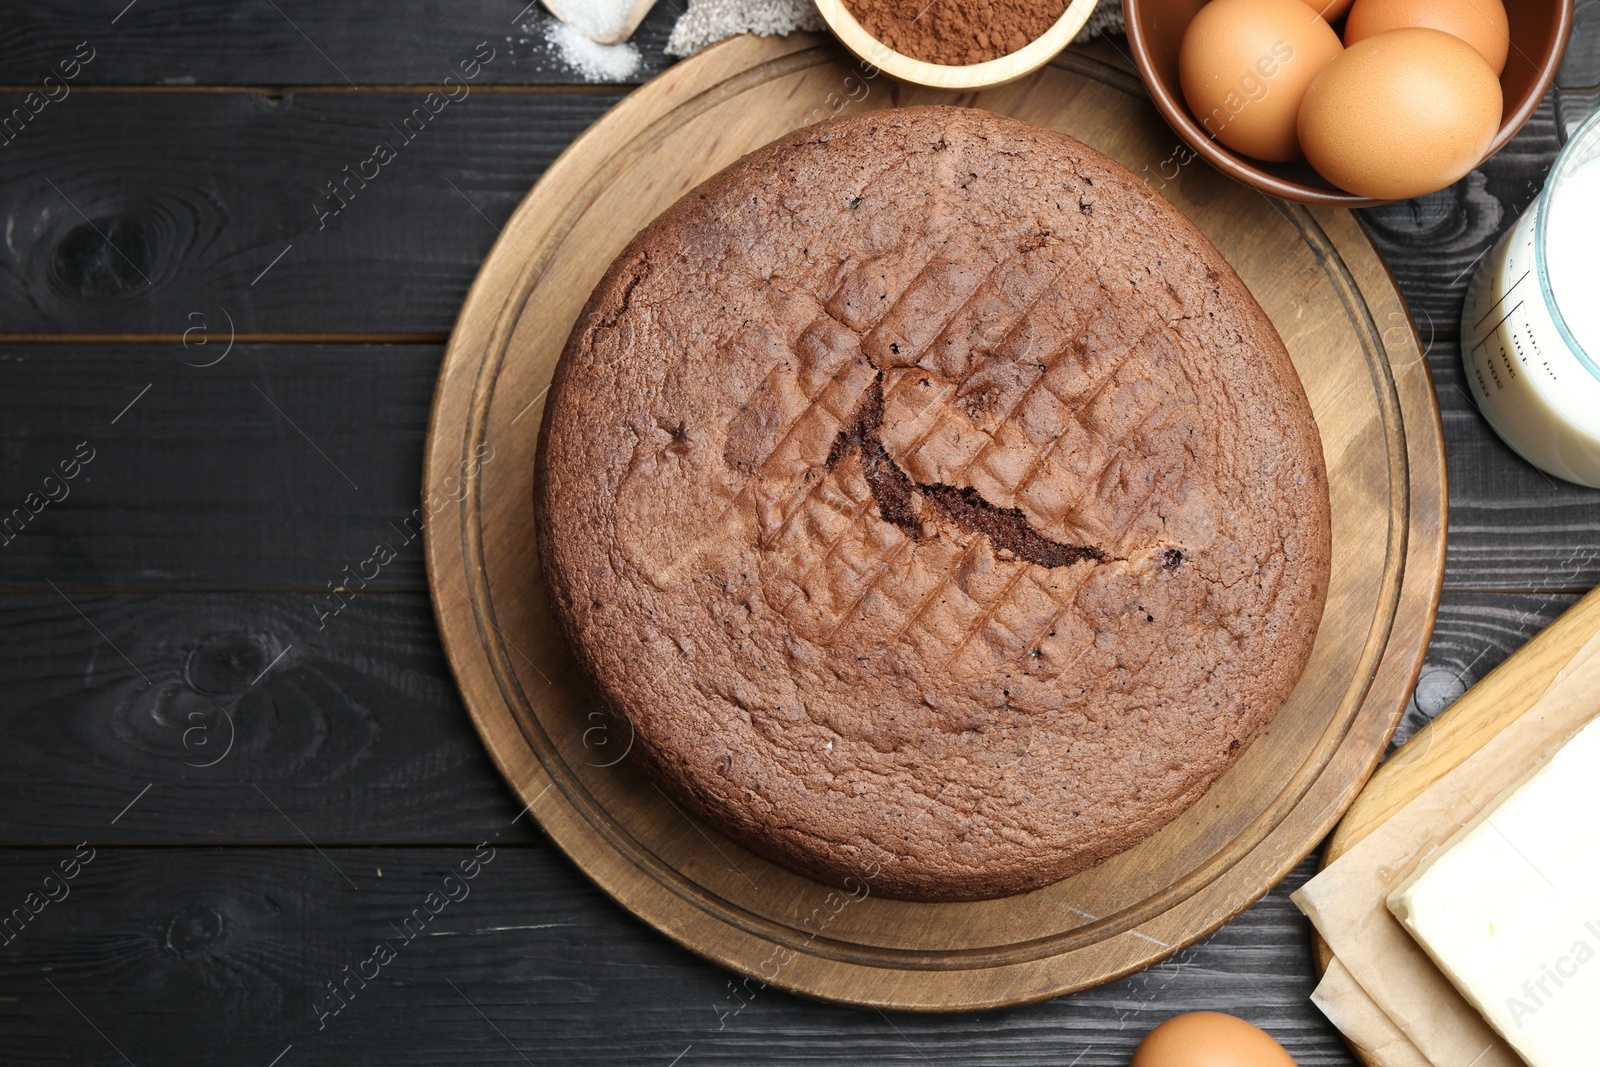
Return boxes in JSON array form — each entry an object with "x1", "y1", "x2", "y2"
[
  {"x1": 1310, "y1": 959, "x2": 1431, "y2": 1067},
  {"x1": 1294, "y1": 630, "x2": 1600, "y2": 1066}
]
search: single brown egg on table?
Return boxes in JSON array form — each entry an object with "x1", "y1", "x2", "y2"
[
  {"x1": 1179, "y1": 0, "x2": 1344, "y2": 162},
  {"x1": 1298, "y1": 26, "x2": 1502, "y2": 200},
  {"x1": 1301, "y1": 0, "x2": 1354, "y2": 19},
  {"x1": 1131, "y1": 1012, "x2": 1299, "y2": 1066},
  {"x1": 1344, "y1": 0, "x2": 1510, "y2": 74}
]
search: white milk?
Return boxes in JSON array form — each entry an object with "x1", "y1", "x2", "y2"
[{"x1": 1462, "y1": 109, "x2": 1600, "y2": 488}]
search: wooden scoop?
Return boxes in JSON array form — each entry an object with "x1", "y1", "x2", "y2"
[{"x1": 542, "y1": 0, "x2": 659, "y2": 45}]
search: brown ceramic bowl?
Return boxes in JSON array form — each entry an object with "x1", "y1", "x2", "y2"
[{"x1": 1124, "y1": 0, "x2": 1574, "y2": 205}]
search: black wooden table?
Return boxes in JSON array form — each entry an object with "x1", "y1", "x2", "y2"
[{"x1": 2, "y1": 4, "x2": 1598, "y2": 1064}]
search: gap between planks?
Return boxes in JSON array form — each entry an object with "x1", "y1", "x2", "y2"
[
  {"x1": 0, "y1": 841, "x2": 552, "y2": 851},
  {"x1": 0, "y1": 333, "x2": 447, "y2": 345},
  {"x1": 0, "y1": 588, "x2": 433, "y2": 596},
  {"x1": 0, "y1": 83, "x2": 635, "y2": 95},
  {"x1": 0, "y1": 586, "x2": 1584, "y2": 598}
]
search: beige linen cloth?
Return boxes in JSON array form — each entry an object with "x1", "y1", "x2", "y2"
[
  {"x1": 1293, "y1": 629, "x2": 1600, "y2": 1067},
  {"x1": 666, "y1": 0, "x2": 1125, "y2": 56}
]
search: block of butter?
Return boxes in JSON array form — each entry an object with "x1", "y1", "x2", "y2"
[{"x1": 1388, "y1": 714, "x2": 1600, "y2": 1067}]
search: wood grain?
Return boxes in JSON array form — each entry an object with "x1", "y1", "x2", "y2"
[
  {"x1": 0, "y1": 344, "x2": 442, "y2": 592},
  {"x1": 0, "y1": 0, "x2": 683, "y2": 86},
  {"x1": 0, "y1": 592, "x2": 542, "y2": 845},
  {"x1": 0, "y1": 847, "x2": 1350, "y2": 1066},
  {"x1": 1558, "y1": 0, "x2": 1600, "y2": 89},
  {"x1": 1391, "y1": 590, "x2": 1585, "y2": 752},
  {"x1": 0, "y1": 87, "x2": 1567, "y2": 344},
  {"x1": 424, "y1": 32, "x2": 1445, "y2": 1010},
  {"x1": 0, "y1": 91, "x2": 621, "y2": 335},
  {"x1": 0, "y1": 590, "x2": 1563, "y2": 848}
]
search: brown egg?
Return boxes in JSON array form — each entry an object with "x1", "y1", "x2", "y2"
[
  {"x1": 1301, "y1": 0, "x2": 1354, "y2": 19},
  {"x1": 1132, "y1": 1012, "x2": 1299, "y2": 1067},
  {"x1": 1179, "y1": 0, "x2": 1344, "y2": 162},
  {"x1": 1345, "y1": 0, "x2": 1510, "y2": 74},
  {"x1": 1298, "y1": 27, "x2": 1502, "y2": 200}
]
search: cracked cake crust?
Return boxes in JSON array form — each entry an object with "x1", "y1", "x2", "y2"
[{"x1": 534, "y1": 106, "x2": 1331, "y2": 902}]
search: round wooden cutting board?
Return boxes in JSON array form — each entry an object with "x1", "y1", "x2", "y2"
[{"x1": 423, "y1": 32, "x2": 1447, "y2": 1011}]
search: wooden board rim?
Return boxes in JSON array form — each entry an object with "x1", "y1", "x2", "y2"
[
  {"x1": 462, "y1": 62, "x2": 1418, "y2": 969},
  {"x1": 425, "y1": 33, "x2": 1448, "y2": 1010}
]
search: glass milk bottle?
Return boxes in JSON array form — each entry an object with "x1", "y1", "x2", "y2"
[{"x1": 1462, "y1": 107, "x2": 1600, "y2": 487}]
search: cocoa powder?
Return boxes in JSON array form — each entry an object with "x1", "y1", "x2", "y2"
[{"x1": 843, "y1": 0, "x2": 1070, "y2": 66}]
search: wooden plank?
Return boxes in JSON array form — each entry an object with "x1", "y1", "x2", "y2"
[
  {"x1": 4, "y1": 337, "x2": 1597, "y2": 594},
  {"x1": 0, "y1": 91, "x2": 1562, "y2": 342},
  {"x1": 0, "y1": 586, "x2": 1570, "y2": 846},
  {"x1": 0, "y1": 588, "x2": 1569, "y2": 846},
  {"x1": 0, "y1": 344, "x2": 444, "y2": 592},
  {"x1": 1557, "y1": 0, "x2": 1600, "y2": 90},
  {"x1": 0, "y1": 847, "x2": 1352, "y2": 1065},
  {"x1": 1388, "y1": 590, "x2": 1584, "y2": 753},
  {"x1": 0, "y1": 0, "x2": 683, "y2": 87},
  {"x1": 0, "y1": 592, "x2": 542, "y2": 844},
  {"x1": 0, "y1": 91, "x2": 621, "y2": 335},
  {"x1": 1555, "y1": 1, "x2": 1600, "y2": 136}
]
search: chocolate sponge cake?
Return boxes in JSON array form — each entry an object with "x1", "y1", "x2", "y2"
[{"x1": 534, "y1": 106, "x2": 1331, "y2": 902}]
